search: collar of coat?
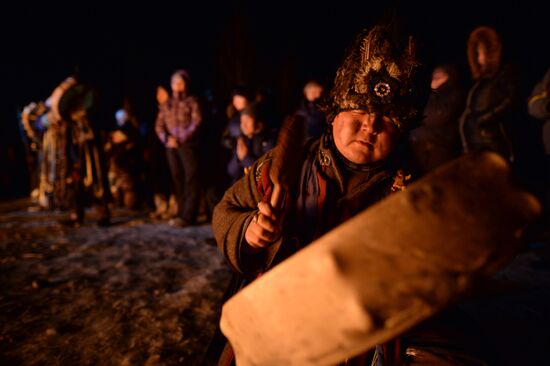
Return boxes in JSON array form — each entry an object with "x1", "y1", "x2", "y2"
[
  {"x1": 254, "y1": 133, "x2": 411, "y2": 196},
  {"x1": 315, "y1": 133, "x2": 407, "y2": 194}
]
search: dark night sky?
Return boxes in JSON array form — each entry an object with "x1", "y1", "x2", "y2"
[{"x1": 1, "y1": 0, "x2": 548, "y2": 197}]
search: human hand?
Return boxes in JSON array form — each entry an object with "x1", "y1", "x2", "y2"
[
  {"x1": 236, "y1": 136, "x2": 248, "y2": 161},
  {"x1": 166, "y1": 136, "x2": 178, "y2": 148},
  {"x1": 112, "y1": 130, "x2": 128, "y2": 144},
  {"x1": 244, "y1": 201, "x2": 283, "y2": 250}
]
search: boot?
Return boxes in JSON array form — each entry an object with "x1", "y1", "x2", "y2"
[
  {"x1": 150, "y1": 193, "x2": 168, "y2": 219},
  {"x1": 164, "y1": 194, "x2": 178, "y2": 220}
]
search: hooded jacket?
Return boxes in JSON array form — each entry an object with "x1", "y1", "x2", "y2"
[{"x1": 459, "y1": 26, "x2": 520, "y2": 162}]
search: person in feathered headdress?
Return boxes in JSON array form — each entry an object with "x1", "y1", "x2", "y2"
[{"x1": 208, "y1": 23, "x2": 430, "y2": 365}]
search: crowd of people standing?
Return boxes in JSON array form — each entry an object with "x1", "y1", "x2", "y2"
[
  {"x1": 11, "y1": 19, "x2": 550, "y2": 366},
  {"x1": 17, "y1": 24, "x2": 549, "y2": 231}
]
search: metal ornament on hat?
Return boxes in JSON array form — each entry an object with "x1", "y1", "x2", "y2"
[{"x1": 374, "y1": 82, "x2": 391, "y2": 97}]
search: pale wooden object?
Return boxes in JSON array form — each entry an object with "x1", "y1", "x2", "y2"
[{"x1": 220, "y1": 152, "x2": 541, "y2": 366}]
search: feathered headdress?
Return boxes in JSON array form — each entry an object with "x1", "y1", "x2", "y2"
[{"x1": 326, "y1": 25, "x2": 429, "y2": 131}]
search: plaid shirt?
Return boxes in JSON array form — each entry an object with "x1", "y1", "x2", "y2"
[{"x1": 155, "y1": 94, "x2": 202, "y2": 145}]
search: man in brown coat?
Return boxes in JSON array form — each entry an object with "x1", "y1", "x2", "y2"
[{"x1": 211, "y1": 24, "x2": 430, "y2": 365}]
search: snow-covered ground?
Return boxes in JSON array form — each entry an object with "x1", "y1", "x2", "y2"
[
  {"x1": 1, "y1": 198, "x2": 549, "y2": 365},
  {"x1": 0, "y1": 200, "x2": 233, "y2": 365}
]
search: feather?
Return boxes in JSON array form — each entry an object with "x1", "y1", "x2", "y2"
[{"x1": 269, "y1": 114, "x2": 306, "y2": 209}]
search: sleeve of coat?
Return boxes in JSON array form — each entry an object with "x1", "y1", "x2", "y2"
[
  {"x1": 212, "y1": 152, "x2": 283, "y2": 276},
  {"x1": 155, "y1": 105, "x2": 167, "y2": 145},
  {"x1": 179, "y1": 97, "x2": 203, "y2": 143},
  {"x1": 477, "y1": 64, "x2": 520, "y2": 126}
]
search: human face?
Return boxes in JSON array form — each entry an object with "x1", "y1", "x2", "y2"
[
  {"x1": 477, "y1": 43, "x2": 487, "y2": 68},
  {"x1": 332, "y1": 110, "x2": 400, "y2": 164},
  {"x1": 115, "y1": 109, "x2": 128, "y2": 127},
  {"x1": 233, "y1": 95, "x2": 249, "y2": 112},
  {"x1": 304, "y1": 85, "x2": 323, "y2": 102},
  {"x1": 171, "y1": 75, "x2": 186, "y2": 94},
  {"x1": 156, "y1": 86, "x2": 169, "y2": 104},
  {"x1": 431, "y1": 68, "x2": 449, "y2": 90},
  {"x1": 240, "y1": 113, "x2": 256, "y2": 138}
]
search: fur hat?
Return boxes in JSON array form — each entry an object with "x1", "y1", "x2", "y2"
[
  {"x1": 326, "y1": 25, "x2": 429, "y2": 131},
  {"x1": 467, "y1": 26, "x2": 502, "y2": 80}
]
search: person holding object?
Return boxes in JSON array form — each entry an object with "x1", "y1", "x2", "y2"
[{"x1": 211, "y1": 24, "x2": 430, "y2": 365}]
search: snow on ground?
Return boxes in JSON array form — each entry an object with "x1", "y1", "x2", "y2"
[{"x1": 0, "y1": 200, "x2": 233, "y2": 365}]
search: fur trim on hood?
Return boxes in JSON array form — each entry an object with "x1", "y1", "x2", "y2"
[{"x1": 467, "y1": 26, "x2": 502, "y2": 79}]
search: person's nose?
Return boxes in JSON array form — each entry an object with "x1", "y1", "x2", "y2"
[{"x1": 360, "y1": 113, "x2": 379, "y2": 134}]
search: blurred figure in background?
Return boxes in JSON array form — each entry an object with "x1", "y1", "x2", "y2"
[
  {"x1": 227, "y1": 101, "x2": 276, "y2": 184},
  {"x1": 527, "y1": 66, "x2": 550, "y2": 222},
  {"x1": 459, "y1": 25, "x2": 519, "y2": 163},
  {"x1": 19, "y1": 101, "x2": 48, "y2": 208},
  {"x1": 410, "y1": 64, "x2": 466, "y2": 174},
  {"x1": 295, "y1": 80, "x2": 327, "y2": 141},
  {"x1": 222, "y1": 86, "x2": 253, "y2": 154},
  {"x1": 50, "y1": 76, "x2": 111, "y2": 226},
  {"x1": 528, "y1": 67, "x2": 550, "y2": 157},
  {"x1": 155, "y1": 70, "x2": 203, "y2": 227},
  {"x1": 104, "y1": 106, "x2": 142, "y2": 209},
  {"x1": 147, "y1": 85, "x2": 177, "y2": 219},
  {"x1": 30, "y1": 77, "x2": 75, "y2": 211}
]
